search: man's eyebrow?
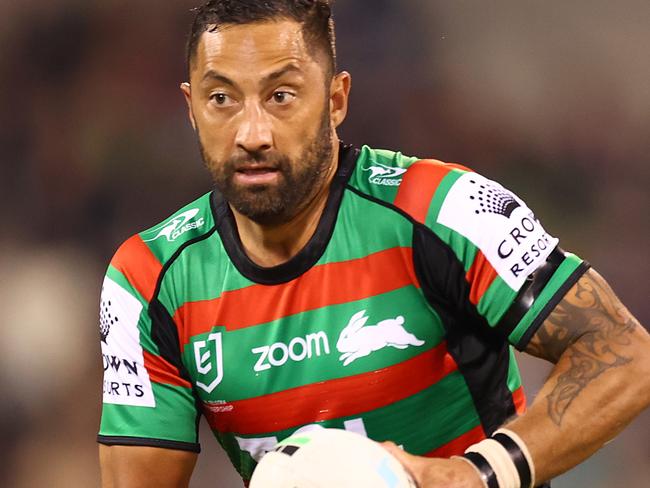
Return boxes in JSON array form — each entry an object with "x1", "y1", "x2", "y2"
[
  {"x1": 200, "y1": 63, "x2": 303, "y2": 87},
  {"x1": 262, "y1": 63, "x2": 303, "y2": 84},
  {"x1": 201, "y1": 70, "x2": 236, "y2": 87}
]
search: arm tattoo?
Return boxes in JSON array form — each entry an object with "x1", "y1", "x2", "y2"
[{"x1": 525, "y1": 269, "x2": 639, "y2": 426}]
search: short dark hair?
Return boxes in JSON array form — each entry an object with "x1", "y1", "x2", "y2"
[{"x1": 186, "y1": 0, "x2": 337, "y2": 76}]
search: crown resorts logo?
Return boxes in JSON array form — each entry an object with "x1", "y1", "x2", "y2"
[
  {"x1": 468, "y1": 179, "x2": 521, "y2": 217},
  {"x1": 99, "y1": 286, "x2": 118, "y2": 343}
]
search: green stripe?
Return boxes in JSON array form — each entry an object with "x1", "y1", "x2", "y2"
[
  {"x1": 509, "y1": 253, "x2": 584, "y2": 345},
  {"x1": 425, "y1": 169, "x2": 466, "y2": 225},
  {"x1": 226, "y1": 371, "x2": 480, "y2": 480},
  {"x1": 477, "y1": 276, "x2": 518, "y2": 326},
  {"x1": 278, "y1": 435, "x2": 312, "y2": 447},
  {"x1": 424, "y1": 169, "x2": 476, "y2": 270},
  {"x1": 506, "y1": 347, "x2": 523, "y2": 393},
  {"x1": 160, "y1": 233, "x2": 254, "y2": 310},
  {"x1": 183, "y1": 286, "x2": 445, "y2": 402},
  {"x1": 364, "y1": 371, "x2": 480, "y2": 455},
  {"x1": 100, "y1": 382, "x2": 197, "y2": 443},
  {"x1": 321, "y1": 190, "x2": 414, "y2": 264},
  {"x1": 161, "y1": 190, "x2": 416, "y2": 311}
]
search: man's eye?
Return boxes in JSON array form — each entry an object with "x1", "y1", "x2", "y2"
[
  {"x1": 271, "y1": 91, "x2": 296, "y2": 105},
  {"x1": 211, "y1": 93, "x2": 234, "y2": 106}
]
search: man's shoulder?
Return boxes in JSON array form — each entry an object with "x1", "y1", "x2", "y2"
[
  {"x1": 349, "y1": 145, "x2": 473, "y2": 223},
  {"x1": 107, "y1": 192, "x2": 216, "y2": 297},
  {"x1": 137, "y1": 192, "x2": 216, "y2": 260}
]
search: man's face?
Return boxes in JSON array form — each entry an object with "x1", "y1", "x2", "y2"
[{"x1": 184, "y1": 20, "x2": 340, "y2": 225}]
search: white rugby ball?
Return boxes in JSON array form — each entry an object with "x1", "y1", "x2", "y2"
[{"x1": 249, "y1": 428, "x2": 417, "y2": 488}]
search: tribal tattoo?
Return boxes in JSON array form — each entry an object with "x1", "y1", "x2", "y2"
[{"x1": 525, "y1": 269, "x2": 639, "y2": 426}]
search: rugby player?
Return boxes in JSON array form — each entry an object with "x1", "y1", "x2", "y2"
[{"x1": 97, "y1": 1, "x2": 650, "y2": 487}]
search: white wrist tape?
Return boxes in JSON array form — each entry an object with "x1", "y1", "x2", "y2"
[
  {"x1": 494, "y1": 428, "x2": 536, "y2": 488},
  {"x1": 465, "y1": 438, "x2": 520, "y2": 488}
]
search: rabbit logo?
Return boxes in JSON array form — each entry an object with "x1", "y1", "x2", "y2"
[{"x1": 336, "y1": 310, "x2": 425, "y2": 366}]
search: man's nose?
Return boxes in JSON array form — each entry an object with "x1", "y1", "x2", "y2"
[{"x1": 235, "y1": 102, "x2": 273, "y2": 153}]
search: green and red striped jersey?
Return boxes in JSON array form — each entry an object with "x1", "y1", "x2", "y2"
[{"x1": 98, "y1": 144, "x2": 588, "y2": 483}]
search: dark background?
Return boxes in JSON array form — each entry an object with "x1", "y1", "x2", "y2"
[{"x1": 0, "y1": 1, "x2": 647, "y2": 486}]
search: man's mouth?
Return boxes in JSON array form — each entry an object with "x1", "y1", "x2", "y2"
[{"x1": 234, "y1": 165, "x2": 280, "y2": 185}]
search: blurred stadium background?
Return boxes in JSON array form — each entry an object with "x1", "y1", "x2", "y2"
[{"x1": 0, "y1": 0, "x2": 647, "y2": 486}]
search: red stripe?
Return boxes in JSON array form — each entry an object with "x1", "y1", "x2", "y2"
[
  {"x1": 175, "y1": 247, "x2": 420, "y2": 345},
  {"x1": 423, "y1": 424, "x2": 486, "y2": 458},
  {"x1": 394, "y1": 160, "x2": 467, "y2": 223},
  {"x1": 202, "y1": 343, "x2": 458, "y2": 435},
  {"x1": 143, "y1": 350, "x2": 191, "y2": 389},
  {"x1": 512, "y1": 385, "x2": 527, "y2": 415},
  {"x1": 465, "y1": 251, "x2": 499, "y2": 305},
  {"x1": 111, "y1": 235, "x2": 162, "y2": 302}
]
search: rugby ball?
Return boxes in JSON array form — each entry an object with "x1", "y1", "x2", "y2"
[{"x1": 249, "y1": 428, "x2": 417, "y2": 488}]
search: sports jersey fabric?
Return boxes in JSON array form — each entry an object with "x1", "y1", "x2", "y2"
[{"x1": 98, "y1": 143, "x2": 588, "y2": 485}]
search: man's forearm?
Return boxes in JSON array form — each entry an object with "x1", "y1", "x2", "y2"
[{"x1": 506, "y1": 313, "x2": 650, "y2": 484}]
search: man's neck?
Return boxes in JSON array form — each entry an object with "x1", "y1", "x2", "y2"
[{"x1": 230, "y1": 145, "x2": 340, "y2": 268}]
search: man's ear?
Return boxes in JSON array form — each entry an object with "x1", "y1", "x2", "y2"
[
  {"x1": 180, "y1": 82, "x2": 197, "y2": 131},
  {"x1": 329, "y1": 71, "x2": 351, "y2": 129}
]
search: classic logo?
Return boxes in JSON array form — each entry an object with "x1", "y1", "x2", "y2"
[
  {"x1": 143, "y1": 208, "x2": 205, "y2": 243},
  {"x1": 194, "y1": 333, "x2": 224, "y2": 393},
  {"x1": 336, "y1": 310, "x2": 424, "y2": 366},
  {"x1": 364, "y1": 162, "x2": 407, "y2": 186}
]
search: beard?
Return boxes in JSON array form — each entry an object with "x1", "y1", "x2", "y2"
[{"x1": 199, "y1": 110, "x2": 334, "y2": 226}]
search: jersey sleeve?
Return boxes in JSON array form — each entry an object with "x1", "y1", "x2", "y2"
[
  {"x1": 97, "y1": 235, "x2": 201, "y2": 452},
  {"x1": 396, "y1": 160, "x2": 590, "y2": 350}
]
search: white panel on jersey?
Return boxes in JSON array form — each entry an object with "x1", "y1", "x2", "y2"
[
  {"x1": 437, "y1": 172, "x2": 559, "y2": 291},
  {"x1": 100, "y1": 276, "x2": 155, "y2": 407}
]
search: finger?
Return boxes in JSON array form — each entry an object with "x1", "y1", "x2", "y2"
[{"x1": 379, "y1": 442, "x2": 421, "y2": 484}]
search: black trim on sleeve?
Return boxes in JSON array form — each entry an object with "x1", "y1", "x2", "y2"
[
  {"x1": 149, "y1": 300, "x2": 188, "y2": 376},
  {"x1": 495, "y1": 246, "x2": 566, "y2": 339},
  {"x1": 148, "y1": 221, "x2": 220, "y2": 375},
  {"x1": 148, "y1": 299, "x2": 205, "y2": 445},
  {"x1": 97, "y1": 435, "x2": 201, "y2": 453},
  {"x1": 412, "y1": 224, "x2": 518, "y2": 434},
  {"x1": 515, "y1": 260, "x2": 591, "y2": 350},
  {"x1": 147, "y1": 224, "x2": 221, "y2": 444}
]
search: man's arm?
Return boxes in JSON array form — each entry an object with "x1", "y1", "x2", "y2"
[
  {"x1": 99, "y1": 445, "x2": 198, "y2": 488},
  {"x1": 504, "y1": 267, "x2": 650, "y2": 483},
  {"x1": 387, "y1": 268, "x2": 650, "y2": 487}
]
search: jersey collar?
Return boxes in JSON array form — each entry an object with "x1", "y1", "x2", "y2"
[{"x1": 211, "y1": 142, "x2": 359, "y2": 285}]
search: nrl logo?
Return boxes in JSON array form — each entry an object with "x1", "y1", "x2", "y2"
[
  {"x1": 194, "y1": 333, "x2": 224, "y2": 394},
  {"x1": 363, "y1": 163, "x2": 407, "y2": 187},
  {"x1": 143, "y1": 208, "x2": 205, "y2": 243}
]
